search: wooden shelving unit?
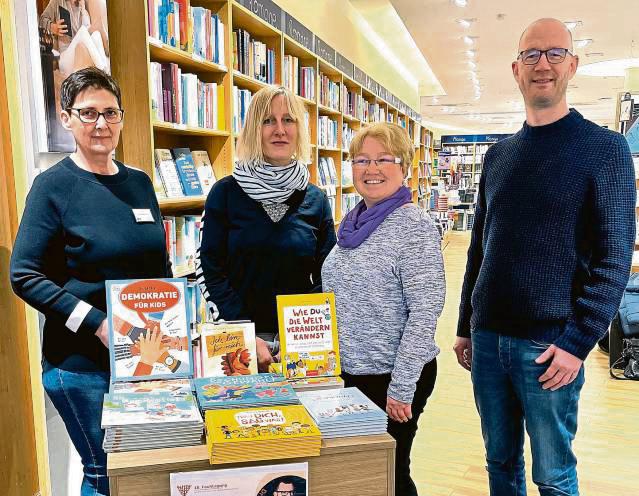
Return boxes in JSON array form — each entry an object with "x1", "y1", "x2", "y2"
[{"x1": 106, "y1": 0, "x2": 431, "y2": 225}]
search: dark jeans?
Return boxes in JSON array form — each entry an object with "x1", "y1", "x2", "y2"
[
  {"x1": 42, "y1": 355, "x2": 110, "y2": 496},
  {"x1": 471, "y1": 329, "x2": 585, "y2": 496},
  {"x1": 342, "y1": 358, "x2": 437, "y2": 496}
]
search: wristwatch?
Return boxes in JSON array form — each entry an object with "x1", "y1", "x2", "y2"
[{"x1": 159, "y1": 350, "x2": 181, "y2": 373}]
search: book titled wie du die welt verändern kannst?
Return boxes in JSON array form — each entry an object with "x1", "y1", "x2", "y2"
[
  {"x1": 106, "y1": 278, "x2": 193, "y2": 382},
  {"x1": 277, "y1": 293, "x2": 341, "y2": 380}
]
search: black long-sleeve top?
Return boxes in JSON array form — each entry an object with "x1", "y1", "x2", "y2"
[
  {"x1": 10, "y1": 158, "x2": 171, "y2": 370},
  {"x1": 196, "y1": 175, "x2": 337, "y2": 340}
]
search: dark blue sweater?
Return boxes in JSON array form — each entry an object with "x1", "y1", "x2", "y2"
[
  {"x1": 10, "y1": 158, "x2": 171, "y2": 370},
  {"x1": 457, "y1": 110, "x2": 636, "y2": 359},
  {"x1": 196, "y1": 176, "x2": 337, "y2": 340}
]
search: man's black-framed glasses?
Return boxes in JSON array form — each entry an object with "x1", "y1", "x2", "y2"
[
  {"x1": 68, "y1": 107, "x2": 125, "y2": 124},
  {"x1": 517, "y1": 48, "x2": 573, "y2": 65}
]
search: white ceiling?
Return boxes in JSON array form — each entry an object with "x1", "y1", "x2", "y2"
[{"x1": 354, "y1": 0, "x2": 639, "y2": 133}]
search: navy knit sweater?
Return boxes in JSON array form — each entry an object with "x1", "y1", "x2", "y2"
[
  {"x1": 196, "y1": 176, "x2": 336, "y2": 341},
  {"x1": 457, "y1": 110, "x2": 636, "y2": 359},
  {"x1": 10, "y1": 158, "x2": 171, "y2": 370}
]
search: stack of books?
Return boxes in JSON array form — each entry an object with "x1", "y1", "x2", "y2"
[
  {"x1": 193, "y1": 374, "x2": 298, "y2": 411},
  {"x1": 289, "y1": 375, "x2": 345, "y2": 392},
  {"x1": 298, "y1": 387, "x2": 387, "y2": 439},
  {"x1": 102, "y1": 390, "x2": 203, "y2": 453},
  {"x1": 205, "y1": 405, "x2": 321, "y2": 464}
]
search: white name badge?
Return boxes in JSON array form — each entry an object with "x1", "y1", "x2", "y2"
[{"x1": 132, "y1": 209, "x2": 154, "y2": 223}]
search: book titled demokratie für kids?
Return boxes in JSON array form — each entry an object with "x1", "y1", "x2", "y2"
[
  {"x1": 276, "y1": 293, "x2": 341, "y2": 380},
  {"x1": 106, "y1": 278, "x2": 193, "y2": 382}
]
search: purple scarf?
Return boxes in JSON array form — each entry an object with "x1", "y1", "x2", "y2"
[{"x1": 337, "y1": 186, "x2": 412, "y2": 248}]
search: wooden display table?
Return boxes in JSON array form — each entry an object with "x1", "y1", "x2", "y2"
[{"x1": 108, "y1": 433, "x2": 396, "y2": 496}]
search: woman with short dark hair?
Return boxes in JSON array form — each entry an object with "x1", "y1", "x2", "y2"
[{"x1": 10, "y1": 67, "x2": 171, "y2": 496}]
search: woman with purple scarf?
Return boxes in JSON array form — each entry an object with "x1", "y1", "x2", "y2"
[{"x1": 322, "y1": 122, "x2": 445, "y2": 496}]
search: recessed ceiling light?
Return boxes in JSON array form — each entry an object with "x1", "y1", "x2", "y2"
[
  {"x1": 564, "y1": 21, "x2": 582, "y2": 31},
  {"x1": 468, "y1": 60, "x2": 477, "y2": 69},
  {"x1": 466, "y1": 50, "x2": 476, "y2": 58},
  {"x1": 454, "y1": 0, "x2": 468, "y2": 6},
  {"x1": 463, "y1": 36, "x2": 476, "y2": 45},
  {"x1": 578, "y1": 58, "x2": 639, "y2": 77},
  {"x1": 457, "y1": 18, "x2": 475, "y2": 28},
  {"x1": 574, "y1": 39, "x2": 593, "y2": 48}
]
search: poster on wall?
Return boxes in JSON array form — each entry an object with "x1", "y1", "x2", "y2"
[{"x1": 37, "y1": 0, "x2": 111, "y2": 152}]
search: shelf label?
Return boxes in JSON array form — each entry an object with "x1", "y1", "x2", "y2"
[
  {"x1": 335, "y1": 52, "x2": 354, "y2": 79},
  {"x1": 353, "y1": 65, "x2": 366, "y2": 86},
  {"x1": 441, "y1": 134, "x2": 512, "y2": 144},
  {"x1": 284, "y1": 13, "x2": 313, "y2": 52},
  {"x1": 237, "y1": 0, "x2": 282, "y2": 29},
  {"x1": 314, "y1": 36, "x2": 335, "y2": 66}
]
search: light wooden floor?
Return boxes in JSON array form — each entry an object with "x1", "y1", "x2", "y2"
[{"x1": 411, "y1": 231, "x2": 639, "y2": 496}]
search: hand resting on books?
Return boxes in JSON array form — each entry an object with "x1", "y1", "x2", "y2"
[{"x1": 256, "y1": 337, "x2": 274, "y2": 373}]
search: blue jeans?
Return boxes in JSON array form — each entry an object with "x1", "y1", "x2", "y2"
[
  {"x1": 42, "y1": 355, "x2": 110, "y2": 496},
  {"x1": 471, "y1": 329, "x2": 585, "y2": 496}
]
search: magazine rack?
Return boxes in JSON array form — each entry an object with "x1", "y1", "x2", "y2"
[{"x1": 107, "y1": 433, "x2": 395, "y2": 496}]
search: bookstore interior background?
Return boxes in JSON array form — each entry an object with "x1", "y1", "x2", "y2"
[{"x1": 2, "y1": 0, "x2": 639, "y2": 495}]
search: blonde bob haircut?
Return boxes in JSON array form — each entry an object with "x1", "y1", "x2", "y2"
[
  {"x1": 349, "y1": 122, "x2": 414, "y2": 177},
  {"x1": 236, "y1": 86, "x2": 311, "y2": 164}
]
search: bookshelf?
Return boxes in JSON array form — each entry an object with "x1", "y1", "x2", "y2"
[{"x1": 106, "y1": 0, "x2": 431, "y2": 225}]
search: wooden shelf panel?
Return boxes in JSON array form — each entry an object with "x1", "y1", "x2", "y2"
[
  {"x1": 283, "y1": 35, "x2": 318, "y2": 61},
  {"x1": 153, "y1": 121, "x2": 230, "y2": 137},
  {"x1": 232, "y1": 71, "x2": 271, "y2": 92},
  {"x1": 148, "y1": 39, "x2": 228, "y2": 74},
  {"x1": 342, "y1": 114, "x2": 360, "y2": 124},
  {"x1": 318, "y1": 146, "x2": 341, "y2": 152},
  {"x1": 296, "y1": 94, "x2": 317, "y2": 106},
  {"x1": 159, "y1": 196, "x2": 206, "y2": 213},
  {"x1": 318, "y1": 104, "x2": 341, "y2": 116}
]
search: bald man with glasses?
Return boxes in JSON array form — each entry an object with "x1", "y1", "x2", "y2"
[{"x1": 454, "y1": 18, "x2": 635, "y2": 496}]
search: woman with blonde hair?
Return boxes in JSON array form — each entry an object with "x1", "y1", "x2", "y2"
[
  {"x1": 197, "y1": 86, "x2": 336, "y2": 370},
  {"x1": 322, "y1": 122, "x2": 445, "y2": 496}
]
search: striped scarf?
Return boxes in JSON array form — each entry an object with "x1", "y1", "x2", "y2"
[{"x1": 232, "y1": 159, "x2": 310, "y2": 205}]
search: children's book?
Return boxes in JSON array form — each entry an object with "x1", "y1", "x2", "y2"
[
  {"x1": 206, "y1": 405, "x2": 320, "y2": 445},
  {"x1": 277, "y1": 293, "x2": 341, "y2": 379},
  {"x1": 199, "y1": 322, "x2": 258, "y2": 377},
  {"x1": 106, "y1": 278, "x2": 193, "y2": 382},
  {"x1": 297, "y1": 387, "x2": 386, "y2": 423},
  {"x1": 101, "y1": 392, "x2": 202, "y2": 427},
  {"x1": 109, "y1": 378, "x2": 192, "y2": 396},
  {"x1": 196, "y1": 380, "x2": 298, "y2": 410},
  {"x1": 170, "y1": 462, "x2": 308, "y2": 496}
]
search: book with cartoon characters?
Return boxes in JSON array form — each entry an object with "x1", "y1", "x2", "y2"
[
  {"x1": 199, "y1": 322, "x2": 258, "y2": 377},
  {"x1": 276, "y1": 293, "x2": 341, "y2": 380},
  {"x1": 193, "y1": 374, "x2": 297, "y2": 410},
  {"x1": 170, "y1": 462, "x2": 308, "y2": 496},
  {"x1": 101, "y1": 391, "x2": 203, "y2": 452},
  {"x1": 109, "y1": 378, "x2": 192, "y2": 396},
  {"x1": 205, "y1": 405, "x2": 321, "y2": 464},
  {"x1": 106, "y1": 278, "x2": 193, "y2": 382},
  {"x1": 297, "y1": 387, "x2": 387, "y2": 438}
]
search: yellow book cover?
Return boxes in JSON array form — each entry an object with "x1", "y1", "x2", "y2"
[
  {"x1": 277, "y1": 293, "x2": 341, "y2": 379},
  {"x1": 217, "y1": 85, "x2": 225, "y2": 131},
  {"x1": 206, "y1": 405, "x2": 320, "y2": 445}
]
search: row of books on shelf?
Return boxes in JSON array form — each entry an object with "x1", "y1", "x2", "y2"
[
  {"x1": 233, "y1": 28, "x2": 276, "y2": 84},
  {"x1": 318, "y1": 116, "x2": 339, "y2": 148},
  {"x1": 150, "y1": 62, "x2": 226, "y2": 130},
  {"x1": 342, "y1": 88, "x2": 365, "y2": 121},
  {"x1": 342, "y1": 192, "x2": 362, "y2": 216},
  {"x1": 319, "y1": 74, "x2": 340, "y2": 110},
  {"x1": 147, "y1": 0, "x2": 225, "y2": 66},
  {"x1": 283, "y1": 55, "x2": 315, "y2": 101},
  {"x1": 342, "y1": 124, "x2": 355, "y2": 151},
  {"x1": 154, "y1": 148, "x2": 216, "y2": 198},
  {"x1": 163, "y1": 215, "x2": 201, "y2": 272},
  {"x1": 232, "y1": 86, "x2": 254, "y2": 134}
]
